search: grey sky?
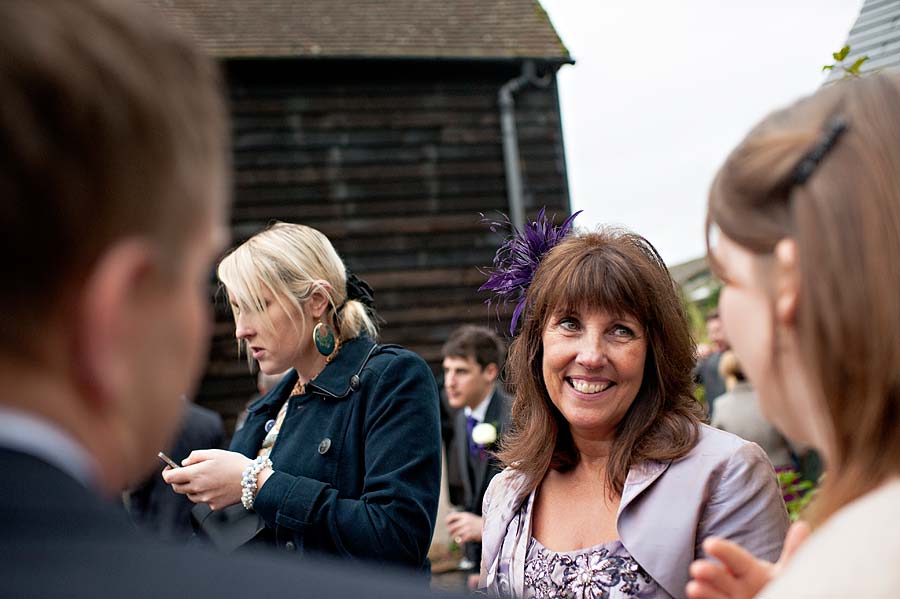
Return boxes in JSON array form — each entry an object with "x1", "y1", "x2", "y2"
[{"x1": 540, "y1": 0, "x2": 864, "y2": 265}]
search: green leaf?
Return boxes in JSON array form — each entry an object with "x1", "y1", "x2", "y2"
[
  {"x1": 822, "y1": 64, "x2": 834, "y2": 71},
  {"x1": 834, "y1": 45, "x2": 850, "y2": 61},
  {"x1": 848, "y1": 56, "x2": 870, "y2": 74}
]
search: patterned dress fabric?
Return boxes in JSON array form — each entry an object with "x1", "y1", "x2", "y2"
[{"x1": 521, "y1": 535, "x2": 657, "y2": 599}]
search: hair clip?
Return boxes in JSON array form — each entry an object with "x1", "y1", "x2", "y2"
[
  {"x1": 791, "y1": 115, "x2": 848, "y2": 186},
  {"x1": 479, "y1": 208, "x2": 581, "y2": 335}
]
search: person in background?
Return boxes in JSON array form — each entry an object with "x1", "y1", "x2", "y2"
[
  {"x1": 687, "y1": 73, "x2": 900, "y2": 599},
  {"x1": 0, "y1": 2, "x2": 461, "y2": 597},
  {"x1": 164, "y1": 222, "x2": 441, "y2": 570},
  {"x1": 442, "y1": 325, "x2": 511, "y2": 590},
  {"x1": 127, "y1": 400, "x2": 225, "y2": 542},
  {"x1": 478, "y1": 217, "x2": 788, "y2": 599},
  {"x1": 695, "y1": 309, "x2": 730, "y2": 418},
  {"x1": 710, "y1": 352, "x2": 793, "y2": 472}
]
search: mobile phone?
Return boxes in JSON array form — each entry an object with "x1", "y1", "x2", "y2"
[{"x1": 158, "y1": 451, "x2": 179, "y2": 469}]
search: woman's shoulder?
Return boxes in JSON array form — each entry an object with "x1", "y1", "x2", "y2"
[
  {"x1": 672, "y1": 424, "x2": 771, "y2": 471},
  {"x1": 695, "y1": 422, "x2": 763, "y2": 451},
  {"x1": 760, "y1": 479, "x2": 900, "y2": 598},
  {"x1": 364, "y1": 342, "x2": 429, "y2": 372},
  {"x1": 483, "y1": 467, "x2": 530, "y2": 512}
]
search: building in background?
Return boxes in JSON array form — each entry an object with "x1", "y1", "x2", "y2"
[{"x1": 145, "y1": 0, "x2": 573, "y2": 429}]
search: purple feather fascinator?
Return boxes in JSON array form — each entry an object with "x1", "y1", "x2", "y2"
[{"x1": 479, "y1": 208, "x2": 582, "y2": 335}]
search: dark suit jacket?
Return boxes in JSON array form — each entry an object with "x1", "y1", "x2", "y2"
[
  {"x1": 128, "y1": 403, "x2": 225, "y2": 542},
  {"x1": 0, "y1": 448, "x2": 454, "y2": 599},
  {"x1": 445, "y1": 387, "x2": 511, "y2": 569}
]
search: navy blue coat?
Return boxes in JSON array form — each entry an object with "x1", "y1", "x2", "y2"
[{"x1": 230, "y1": 336, "x2": 441, "y2": 569}]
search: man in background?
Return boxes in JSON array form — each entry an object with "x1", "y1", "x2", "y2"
[
  {"x1": 442, "y1": 325, "x2": 510, "y2": 590},
  {"x1": 695, "y1": 309, "x2": 730, "y2": 418},
  {"x1": 126, "y1": 399, "x2": 225, "y2": 542}
]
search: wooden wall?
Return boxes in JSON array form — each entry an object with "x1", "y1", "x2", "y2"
[{"x1": 196, "y1": 59, "x2": 570, "y2": 430}]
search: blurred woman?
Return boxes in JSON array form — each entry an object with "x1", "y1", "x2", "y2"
[
  {"x1": 687, "y1": 73, "x2": 900, "y2": 598},
  {"x1": 478, "y1": 221, "x2": 788, "y2": 599},
  {"x1": 164, "y1": 222, "x2": 441, "y2": 570}
]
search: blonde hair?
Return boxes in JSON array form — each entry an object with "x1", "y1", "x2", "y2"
[
  {"x1": 717, "y1": 350, "x2": 744, "y2": 392},
  {"x1": 217, "y1": 222, "x2": 378, "y2": 357}
]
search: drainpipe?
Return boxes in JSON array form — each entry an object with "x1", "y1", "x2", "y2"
[{"x1": 499, "y1": 60, "x2": 552, "y2": 231}]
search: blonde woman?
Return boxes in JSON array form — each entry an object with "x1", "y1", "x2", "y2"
[{"x1": 164, "y1": 222, "x2": 441, "y2": 570}]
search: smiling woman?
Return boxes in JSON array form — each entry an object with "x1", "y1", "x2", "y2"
[{"x1": 478, "y1": 224, "x2": 789, "y2": 599}]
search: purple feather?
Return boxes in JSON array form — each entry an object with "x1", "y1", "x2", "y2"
[{"x1": 479, "y1": 208, "x2": 582, "y2": 334}]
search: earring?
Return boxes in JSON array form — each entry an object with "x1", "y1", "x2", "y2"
[{"x1": 313, "y1": 322, "x2": 336, "y2": 357}]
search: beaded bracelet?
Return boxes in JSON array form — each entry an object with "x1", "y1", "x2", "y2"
[{"x1": 240, "y1": 455, "x2": 273, "y2": 511}]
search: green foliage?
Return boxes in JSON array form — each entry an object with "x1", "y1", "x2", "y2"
[
  {"x1": 823, "y1": 44, "x2": 870, "y2": 78},
  {"x1": 778, "y1": 469, "x2": 817, "y2": 522}
]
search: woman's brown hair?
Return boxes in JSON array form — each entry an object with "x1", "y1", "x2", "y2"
[
  {"x1": 498, "y1": 228, "x2": 703, "y2": 498},
  {"x1": 707, "y1": 73, "x2": 900, "y2": 526}
]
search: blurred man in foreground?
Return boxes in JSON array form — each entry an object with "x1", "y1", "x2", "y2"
[{"x1": 0, "y1": 2, "x2": 449, "y2": 597}]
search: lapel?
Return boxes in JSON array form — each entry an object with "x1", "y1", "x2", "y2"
[
  {"x1": 453, "y1": 410, "x2": 473, "y2": 504},
  {"x1": 471, "y1": 388, "x2": 506, "y2": 500},
  {"x1": 617, "y1": 459, "x2": 670, "y2": 517}
]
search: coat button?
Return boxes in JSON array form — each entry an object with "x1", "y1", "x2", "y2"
[
  {"x1": 284, "y1": 541, "x2": 296, "y2": 552},
  {"x1": 349, "y1": 374, "x2": 360, "y2": 391},
  {"x1": 318, "y1": 438, "x2": 332, "y2": 454}
]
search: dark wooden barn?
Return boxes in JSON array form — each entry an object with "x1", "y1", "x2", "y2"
[{"x1": 146, "y1": 0, "x2": 573, "y2": 430}]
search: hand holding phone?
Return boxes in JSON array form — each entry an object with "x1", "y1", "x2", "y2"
[{"x1": 158, "y1": 451, "x2": 179, "y2": 469}]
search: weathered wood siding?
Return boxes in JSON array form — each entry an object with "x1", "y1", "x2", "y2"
[{"x1": 196, "y1": 60, "x2": 570, "y2": 430}]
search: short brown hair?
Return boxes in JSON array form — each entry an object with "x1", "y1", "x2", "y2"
[
  {"x1": 442, "y1": 325, "x2": 506, "y2": 371},
  {"x1": 708, "y1": 73, "x2": 900, "y2": 525},
  {"x1": 498, "y1": 228, "x2": 703, "y2": 498},
  {"x1": 0, "y1": 0, "x2": 227, "y2": 355}
]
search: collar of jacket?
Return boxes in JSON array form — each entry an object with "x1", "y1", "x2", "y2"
[{"x1": 248, "y1": 336, "x2": 379, "y2": 412}]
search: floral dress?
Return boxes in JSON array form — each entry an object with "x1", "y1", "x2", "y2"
[{"x1": 522, "y1": 536, "x2": 657, "y2": 599}]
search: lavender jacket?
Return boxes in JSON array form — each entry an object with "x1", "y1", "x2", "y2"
[{"x1": 479, "y1": 425, "x2": 789, "y2": 599}]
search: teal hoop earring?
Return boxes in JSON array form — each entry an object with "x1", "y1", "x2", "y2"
[{"x1": 313, "y1": 322, "x2": 336, "y2": 358}]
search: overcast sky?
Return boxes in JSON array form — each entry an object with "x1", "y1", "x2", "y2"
[{"x1": 539, "y1": 0, "x2": 864, "y2": 266}]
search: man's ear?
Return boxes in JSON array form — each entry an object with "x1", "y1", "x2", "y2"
[
  {"x1": 71, "y1": 239, "x2": 158, "y2": 410},
  {"x1": 773, "y1": 238, "x2": 800, "y2": 327},
  {"x1": 483, "y1": 362, "x2": 500, "y2": 383}
]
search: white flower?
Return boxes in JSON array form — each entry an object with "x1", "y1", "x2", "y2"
[{"x1": 471, "y1": 422, "x2": 498, "y2": 446}]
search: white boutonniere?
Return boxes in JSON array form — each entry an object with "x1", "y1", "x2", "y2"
[{"x1": 471, "y1": 422, "x2": 498, "y2": 446}]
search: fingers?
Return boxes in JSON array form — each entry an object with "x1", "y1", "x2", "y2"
[
  {"x1": 447, "y1": 521, "x2": 463, "y2": 537},
  {"x1": 701, "y1": 537, "x2": 759, "y2": 578},
  {"x1": 181, "y1": 449, "x2": 219, "y2": 466},
  {"x1": 689, "y1": 559, "x2": 736, "y2": 597},
  {"x1": 780, "y1": 521, "x2": 811, "y2": 564},
  {"x1": 685, "y1": 579, "x2": 731, "y2": 599},
  {"x1": 161, "y1": 463, "x2": 198, "y2": 484}
]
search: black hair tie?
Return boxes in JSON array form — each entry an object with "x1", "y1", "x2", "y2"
[
  {"x1": 791, "y1": 115, "x2": 848, "y2": 186},
  {"x1": 337, "y1": 271, "x2": 375, "y2": 315}
]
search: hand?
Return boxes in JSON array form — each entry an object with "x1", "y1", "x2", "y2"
[
  {"x1": 467, "y1": 574, "x2": 481, "y2": 591},
  {"x1": 446, "y1": 511, "x2": 483, "y2": 544},
  {"x1": 161, "y1": 449, "x2": 256, "y2": 511},
  {"x1": 686, "y1": 521, "x2": 811, "y2": 599}
]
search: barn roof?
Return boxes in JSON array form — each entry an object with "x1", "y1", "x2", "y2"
[{"x1": 143, "y1": 0, "x2": 571, "y2": 62}]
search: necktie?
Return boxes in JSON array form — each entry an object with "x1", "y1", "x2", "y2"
[{"x1": 466, "y1": 414, "x2": 481, "y2": 458}]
